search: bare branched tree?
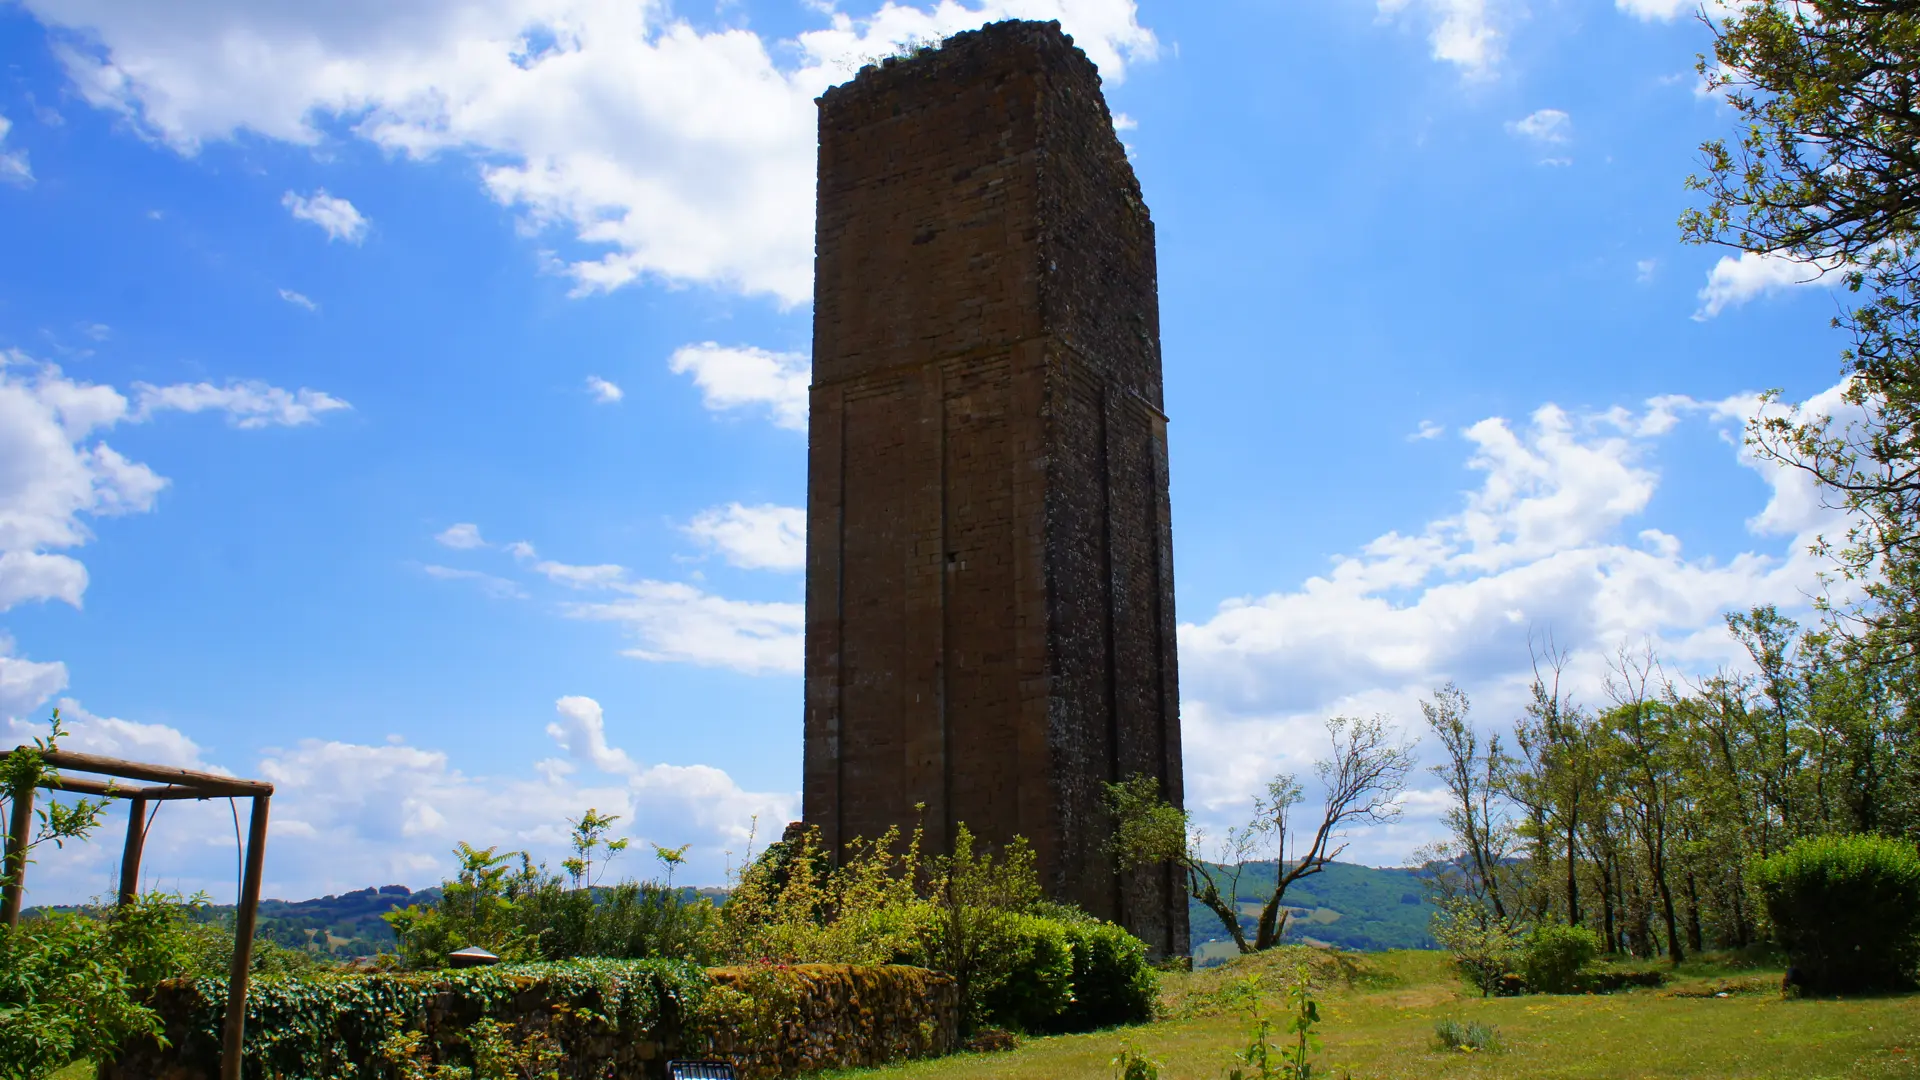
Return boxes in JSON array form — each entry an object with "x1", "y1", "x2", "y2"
[{"x1": 1107, "y1": 714, "x2": 1415, "y2": 954}]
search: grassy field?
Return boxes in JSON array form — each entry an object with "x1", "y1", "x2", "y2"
[{"x1": 826, "y1": 948, "x2": 1920, "y2": 1080}]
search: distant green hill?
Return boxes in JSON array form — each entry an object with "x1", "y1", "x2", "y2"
[{"x1": 1187, "y1": 861, "x2": 1437, "y2": 964}]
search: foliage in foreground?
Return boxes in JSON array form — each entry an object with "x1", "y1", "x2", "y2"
[
  {"x1": 720, "y1": 820, "x2": 1158, "y2": 1034},
  {"x1": 0, "y1": 895, "x2": 189, "y2": 1080},
  {"x1": 383, "y1": 819, "x2": 717, "y2": 970},
  {"x1": 137, "y1": 958, "x2": 707, "y2": 1080},
  {"x1": 1751, "y1": 833, "x2": 1920, "y2": 993}
]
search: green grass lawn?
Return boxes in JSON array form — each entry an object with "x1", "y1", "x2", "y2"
[{"x1": 826, "y1": 948, "x2": 1920, "y2": 1080}]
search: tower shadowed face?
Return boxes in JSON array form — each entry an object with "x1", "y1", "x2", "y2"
[{"x1": 802, "y1": 19, "x2": 1187, "y2": 959}]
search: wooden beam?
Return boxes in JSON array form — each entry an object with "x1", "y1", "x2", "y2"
[
  {"x1": 2, "y1": 781, "x2": 34, "y2": 926},
  {"x1": 222, "y1": 795, "x2": 270, "y2": 1080},
  {"x1": 19, "y1": 748, "x2": 273, "y2": 798},
  {"x1": 38, "y1": 776, "x2": 216, "y2": 802},
  {"x1": 118, "y1": 796, "x2": 148, "y2": 907}
]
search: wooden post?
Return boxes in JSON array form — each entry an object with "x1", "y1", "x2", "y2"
[
  {"x1": 2, "y1": 780, "x2": 34, "y2": 926},
  {"x1": 118, "y1": 795, "x2": 148, "y2": 907},
  {"x1": 221, "y1": 795, "x2": 270, "y2": 1080}
]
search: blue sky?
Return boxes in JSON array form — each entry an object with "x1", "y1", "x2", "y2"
[{"x1": 0, "y1": 0, "x2": 1859, "y2": 904}]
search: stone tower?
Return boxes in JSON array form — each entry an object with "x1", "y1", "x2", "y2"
[{"x1": 803, "y1": 19, "x2": 1187, "y2": 958}]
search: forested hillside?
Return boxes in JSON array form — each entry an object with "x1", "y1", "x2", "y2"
[{"x1": 1188, "y1": 861, "x2": 1436, "y2": 962}]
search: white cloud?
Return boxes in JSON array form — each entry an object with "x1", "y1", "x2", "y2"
[
  {"x1": 1376, "y1": 0, "x2": 1504, "y2": 77},
  {"x1": 505, "y1": 540, "x2": 538, "y2": 561},
  {"x1": 1618, "y1": 0, "x2": 1734, "y2": 21},
  {"x1": 1694, "y1": 250, "x2": 1844, "y2": 319},
  {"x1": 0, "y1": 634, "x2": 67, "y2": 722},
  {"x1": 685, "y1": 502, "x2": 806, "y2": 572},
  {"x1": 0, "y1": 351, "x2": 345, "y2": 614},
  {"x1": 1636, "y1": 258, "x2": 1658, "y2": 284},
  {"x1": 522, "y1": 554, "x2": 800, "y2": 672},
  {"x1": 546, "y1": 695, "x2": 638, "y2": 774},
  {"x1": 422, "y1": 564, "x2": 526, "y2": 600},
  {"x1": 0, "y1": 352, "x2": 164, "y2": 611},
  {"x1": 669, "y1": 342, "x2": 809, "y2": 430},
  {"x1": 132, "y1": 380, "x2": 352, "y2": 428},
  {"x1": 1409, "y1": 420, "x2": 1445, "y2": 441},
  {"x1": 0, "y1": 114, "x2": 31, "y2": 185},
  {"x1": 281, "y1": 189, "x2": 369, "y2": 244},
  {"x1": 25, "y1": 1, "x2": 1156, "y2": 307},
  {"x1": 1177, "y1": 385, "x2": 1855, "y2": 864},
  {"x1": 533, "y1": 560, "x2": 629, "y2": 589},
  {"x1": 278, "y1": 288, "x2": 318, "y2": 311},
  {"x1": 585, "y1": 375, "x2": 623, "y2": 403},
  {"x1": 6, "y1": 695, "x2": 794, "y2": 903},
  {"x1": 435, "y1": 522, "x2": 487, "y2": 550},
  {"x1": 1506, "y1": 108, "x2": 1570, "y2": 143}
]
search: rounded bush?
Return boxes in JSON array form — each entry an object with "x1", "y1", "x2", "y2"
[
  {"x1": 1751, "y1": 834, "x2": 1920, "y2": 993},
  {"x1": 1048, "y1": 919, "x2": 1158, "y2": 1032},
  {"x1": 1520, "y1": 923, "x2": 1600, "y2": 994},
  {"x1": 972, "y1": 912, "x2": 1075, "y2": 1032}
]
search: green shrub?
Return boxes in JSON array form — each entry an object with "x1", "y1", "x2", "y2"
[
  {"x1": 1430, "y1": 899, "x2": 1522, "y2": 997},
  {"x1": 512, "y1": 880, "x2": 717, "y2": 964},
  {"x1": 1431, "y1": 1017, "x2": 1501, "y2": 1053},
  {"x1": 968, "y1": 912, "x2": 1075, "y2": 1033},
  {"x1": 1050, "y1": 918, "x2": 1158, "y2": 1032},
  {"x1": 0, "y1": 896, "x2": 189, "y2": 1080},
  {"x1": 1520, "y1": 923, "x2": 1600, "y2": 994},
  {"x1": 1752, "y1": 833, "x2": 1920, "y2": 993}
]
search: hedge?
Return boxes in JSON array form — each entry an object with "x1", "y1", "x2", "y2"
[
  {"x1": 1753, "y1": 834, "x2": 1920, "y2": 994},
  {"x1": 101, "y1": 960, "x2": 958, "y2": 1080}
]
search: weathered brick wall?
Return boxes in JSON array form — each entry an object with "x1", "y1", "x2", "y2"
[{"x1": 803, "y1": 19, "x2": 1187, "y2": 958}]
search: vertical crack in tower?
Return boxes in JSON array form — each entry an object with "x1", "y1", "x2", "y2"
[{"x1": 803, "y1": 19, "x2": 1187, "y2": 958}]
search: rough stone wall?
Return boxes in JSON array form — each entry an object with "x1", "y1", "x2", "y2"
[{"x1": 804, "y1": 19, "x2": 1186, "y2": 958}]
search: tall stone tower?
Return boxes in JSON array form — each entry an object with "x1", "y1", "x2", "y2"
[{"x1": 803, "y1": 20, "x2": 1187, "y2": 958}]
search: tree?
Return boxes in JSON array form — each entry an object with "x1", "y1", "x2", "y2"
[
  {"x1": 2, "y1": 710, "x2": 113, "y2": 896},
  {"x1": 1420, "y1": 684, "x2": 1523, "y2": 922},
  {"x1": 1683, "y1": 0, "x2": 1920, "y2": 655},
  {"x1": 561, "y1": 808, "x2": 629, "y2": 889},
  {"x1": 1108, "y1": 715, "x2": 1415, "y2": 954}
]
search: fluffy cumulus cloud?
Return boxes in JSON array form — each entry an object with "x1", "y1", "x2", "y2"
[
  {"x1": 1177, "y1": 384, "x2": 1856, "y2": 863},
  {"x1": 584, "y1": 375, "x2": 623, "y2": 404},
  {"x1": 4, "y1": 695, "x2": 791, "y2": 904},
  {"x1": 0, "y1": 350, "x2": 346, "y2": 617},
  {"x1": 0, "y1": 634, "x2": 67, "y2": 721},
  {"x1": 24, "y1": 0, "x2": 1157, "y2": 306},
  {"x1": 684, "y1": 502, "x2": 806, "y2": 572},
  {"x1": 1694, "y1": 250, "x2": 1845, "y2": 319},
  {"x1": 282, "y1": 189, "x2": 369, "y2": 243},
  {"x1": 1376, "y1": 0, "x2": 1504, "y2": 78},
  {"x1": 669, "y1": 343, "x2": 810, "y2": 430}
]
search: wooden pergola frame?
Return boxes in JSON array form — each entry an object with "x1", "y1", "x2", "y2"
[{"x1": 1, "y1": 747, "x2": 274, "y2": 1080}]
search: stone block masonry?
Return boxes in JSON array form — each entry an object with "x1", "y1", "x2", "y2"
[{"x1": 803, "y1": 19, "x2": 1187, "y2": 958}]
